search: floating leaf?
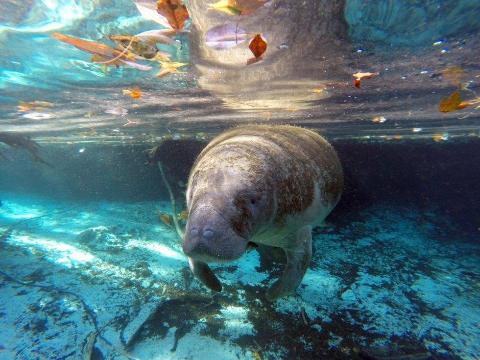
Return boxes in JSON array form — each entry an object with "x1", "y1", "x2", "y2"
[
  {"x1": 352, "y1": 71, "x2": 379, "y2": 88},
  {"x1": 110, "y1": 34, "x2": 160, "y2": 59},
  {"x1": 18, "y1": 101, "x2": 53, "y2": 113},
  {"x1": 159, "y1": 212, "x2": 173, "y2": 226},
  {"x1": 156, "y1": 0, "x2": 189, "y2": 30},
  {"x1": 205, "y1": 23, "x2": 248, "y2": 50},
  {"x1": 432, "y1": 133, "x2": 448, "y2": 142},
  {"x1": 209, "y1": 0, "x2": 242, "y2": 15},
  {"x1": 178, "y1": 210, "x2": 188, "y2": 221},
  {"x1": 53, "y1": 32, "x2": 153, "y2": 71},
  {"x1": 209, "y1": 0, "x2": 267, "y2": 15},
  {"x1": 372, "y1": 116, "x2": 386, "y2": 123},
  {"x1": 156, "y1": 61, "x2": 187, "y2": 78},
  {"x1": 247, "y1": 33, "x2": 267, "y2": 64},
  {"x1": 123, "y1": 87, "x2": 142, "y2": 99},
  {"x1": 439, "y1": 90, "x2": 463, "y2": 112},
  {"x1": 53, "y1": 32, "x2": 118, "y2": 58}
]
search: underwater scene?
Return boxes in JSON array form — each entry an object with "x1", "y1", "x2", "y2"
[{"x1": 0, "y1": 0, "x2": 479, "y2": 359}]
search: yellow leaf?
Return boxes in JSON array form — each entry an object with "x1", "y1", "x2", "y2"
[
  {"x1": 156, "y1": 61, "x2": 187, "y2": 78},
  {"x1": 439, "y1": 90, "x2": 462, "y2": 112},
  {"x1": 209, "y1": 0, "x2": 242, "y2": 15}
]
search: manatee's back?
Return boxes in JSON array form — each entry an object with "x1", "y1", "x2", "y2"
[{"x1": 188, "y1": 125, "x2": 343, "y2": 221}]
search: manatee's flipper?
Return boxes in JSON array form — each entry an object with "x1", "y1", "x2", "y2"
[
  {"x1": 266, "y1": 226, "x2": 312, "y2": 301},
  {"x1": 188, "y1": 257, "x2": 222, "y2": 292}
]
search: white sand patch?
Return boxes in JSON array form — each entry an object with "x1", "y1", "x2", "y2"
[
  {"x1": 131, "y1": 324, "x2": 254, "y2": 360},
  {"x1": 274, "y1": 269, "x2": 342, "y2": 321},
  {"x1": 216, "y1": 250, "x2": 269, "y2": 286},
  {"x1": 217, "y1": 305, "x2": 256, "y2": 339}
]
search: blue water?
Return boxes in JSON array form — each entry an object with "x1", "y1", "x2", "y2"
[{"x1": 1, "y1": 1, "x2": 480, "y2": 359}]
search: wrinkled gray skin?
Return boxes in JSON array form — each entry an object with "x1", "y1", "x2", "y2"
[{"x1": 183, "y1": 125, "x2": 343, "y2": 301}]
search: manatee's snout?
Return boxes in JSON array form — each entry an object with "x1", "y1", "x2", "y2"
[
  {"x1": 183, "y1": 204, "x2": 248, "y2": 263},
  {"x1": 182, "y1": 226, "x2": 216, "y2": 256}
]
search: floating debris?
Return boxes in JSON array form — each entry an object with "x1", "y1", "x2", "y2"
[
  {"x1": 105, "y1": 108, "x2": 128, "y2": 116},
  {"x1": 156, "y1": 61, "x2": 187, "y2": 78},
  {"x1": 159, "y1": 212, "x2": 174, "y2": 227},
  {"x1": 17, "y1": 101, "x2": 54, "y2": 113},
  {"x1": 412, "y1": 128, "x2": 423, "y2": 133},
  {"x1": 432, "y1": 133, "x2": 449, "y2": 142},
  {"x1": 178, "y1": 210, "x2": 188, "y2": 221},
  {"x1": 156, "y1": 0, "x2": 189, "y2": 31},
  {"x1": 353, "y1": 71, "x2": 379, "y2": 88},
  {"x1": 247, "y1": 34, "x2": 267, "y2": 65},
  {"x1": 122, "y1": 87, "x2": 142, "y2": 99},
  {"x1": 372, "y1": 116, "x2": 387, "y2": 123},
  {"x1": 22, "y1": 112, "x2": 54, "y2": 120},
  {"x1": 209, "y1": 0, "x2": 268, "y2": 16},
  {"x1": 122, "y1": 119, "x2": 140, "y2": 127},
  {"x1": 439, "y1": 90, "x2": 469, "y2": 112}
]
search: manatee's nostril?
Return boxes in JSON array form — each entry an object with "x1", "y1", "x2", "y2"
[
  {"x1": 190, "y1": 227, "x2": 199, "y2": 236},
  {"x1": 202, "y1": 228, "x2": 214, "y2": 239}
]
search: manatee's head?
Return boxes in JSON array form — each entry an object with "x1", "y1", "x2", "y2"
[{"x1": 183, "y1": 169, "x2": 269, "y2": 263}]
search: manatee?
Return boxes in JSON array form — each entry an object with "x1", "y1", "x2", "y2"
[{"x1": 183, "y1": 125, "x2": 343, "y2": 301}]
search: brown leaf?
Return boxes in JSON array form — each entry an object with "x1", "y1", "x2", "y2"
[
  {"x1": 156, "y1": 0, "x2": 189, "y2": 30},
  {"x1": 249, "y1": 34, "x2": 267, "y2": 58}
]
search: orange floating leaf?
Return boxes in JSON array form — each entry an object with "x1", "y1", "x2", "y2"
[
  {"x1": 17, "y1": 101, "x2": 53, "y2": 113},
  {"x1": 247, "y1": 34, "x2": 267, "y2": 65},
  {"x1": 156, "y1": 0, "x2": 189, "y2": 30},
  {"x1": 53, "y1": 32, "x2": 119, "y2": 58},
  {"x1": 439, "y1": 90, "x2": 463, "y2": 112},
  {"x1": 249, "y1": 34, "x2": 267, "y2": 57},
  {"x1": 122, "y1": 87, "x2": 142, "y2": 99}
]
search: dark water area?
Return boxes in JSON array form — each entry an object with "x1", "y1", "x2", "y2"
[{"x1": 2, "y1": 138, "x2": 479, "y2": 237}]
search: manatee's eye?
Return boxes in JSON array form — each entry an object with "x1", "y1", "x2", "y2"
[{"x1": 250, "y1": 198, "x2": 256, "y2": 205}]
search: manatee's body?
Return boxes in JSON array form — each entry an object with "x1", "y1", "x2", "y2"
[{"x1": 183, "y1": 125, "x2": 343, "y2": 300}]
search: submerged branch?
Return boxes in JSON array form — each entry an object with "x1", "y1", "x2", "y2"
[{"x1": 157, "y1": 161, "x2": 184, "y2": 240}]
